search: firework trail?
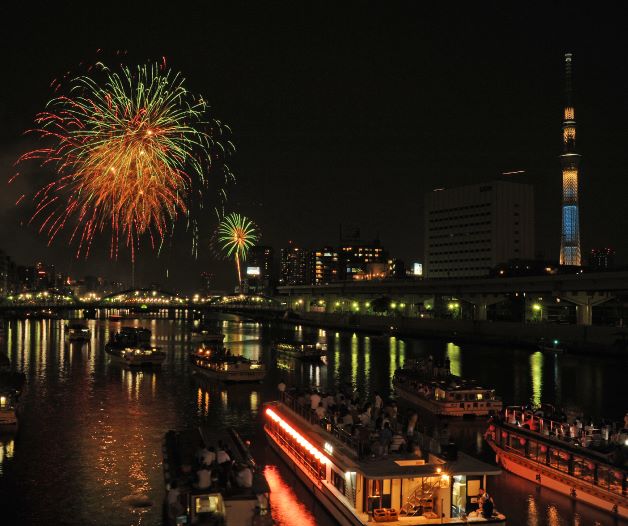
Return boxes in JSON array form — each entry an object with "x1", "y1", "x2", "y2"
[
  {"x1": 16, "y1": 60, "x2": 234, "y2": 260},
  {"x1": 216, "y1": 212, "x2": 259, "y2": 288}
]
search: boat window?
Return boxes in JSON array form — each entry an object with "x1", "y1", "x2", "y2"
[
  {"x1": 572, "y1": 456, "x2": 595, "y2": 483},
  {"x1": 508, "y1": 434, "x2": 526, "y2": 455},
  {"x1": 332, "y1": 470, "x2": 345, "y2": 494},
  {"x1": 195, "y1": 494, "x2": 223, "y2": 514},
  {"x1": 549, "y1": 449, "x2": 569, "y2": 473},
  {"x1": 596, "y1": 464, "x2": 611, "y2": 491}
]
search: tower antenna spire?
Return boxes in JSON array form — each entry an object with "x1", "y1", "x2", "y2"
[{"x1": 559, "y1": 52, "x2": 582, "y2": 266}]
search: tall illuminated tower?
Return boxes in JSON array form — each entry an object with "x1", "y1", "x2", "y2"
[{"x1": 559, "y1": 52, "x2": 581, "y2": 266}]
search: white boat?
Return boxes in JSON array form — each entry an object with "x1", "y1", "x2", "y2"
[
  {"x1": 191, "y1": 345, "x2": 265, "y2": 383},
  {"x1": 274, "y1": 341, "x2": 326, "y2": 361},
  {"x1": 264, "y1": 395, "x2": 506, "y2": 526},
  {"x1": 67, "y1": 323, "x2": 91, "y2": 342},
  {"x1": 105, "y1": 327, "x2": 165, "y2": 367},
  {"x1": 393, "y1": 359, "x2": 502, "y2": 417}
]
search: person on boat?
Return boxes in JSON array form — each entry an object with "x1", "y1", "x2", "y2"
[
  {"x1": 196, "y1": 464, "x2": 212, "y2": 489},
  {"x1": 201, "y1": 446, "x2": 216, "y2": 466},
  {"x1": 196, "y1": 441, "x2": 210, "y2": 465},
  {"x1": 315, "y1": 401, "x2": 326, "y2": 421},
  {"x1": 389, "y1": 431, "x2": 406, "y2": 453},
  {"x1": 277, "y1": 380, "x2": 286, "y2": 394},
  {"x1": 379, "y1": 422, "x2": 393, "y2": 454},
  {"x1": 310, "y1": 390, "x2": 321, "y2": 411},
  {"x1": 216, "y1": 444, "x2": 231, "y2": 465},
  {"x1": 167, "y1": 481, "x2": 183, "y2": 520},
  {"x1": 373, "y1": 391, "x2": 383, "y2": 417},
  {"x1": 481, "y1": 493, "x2": 494, "y2": 518},
  {"x1": 235, "y1": 464, "x2": 254, "y2": 488},
  {"x1": 406, "y1": 412, "x2": 419, "y2": 437}
]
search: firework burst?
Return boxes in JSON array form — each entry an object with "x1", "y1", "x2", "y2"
[
  {"x1": 216, "y1": 212, "x2": 259, "y2": 287},
  {"x1": 16, "y1": 60, "x2": 234, "y2": 259}
]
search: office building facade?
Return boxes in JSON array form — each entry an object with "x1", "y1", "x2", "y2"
[{"x1": 424, "y1": 181, "x2": 534, "y2": 278}]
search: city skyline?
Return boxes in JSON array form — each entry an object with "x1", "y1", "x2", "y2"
[{"x1": 1, "y1": 4, "x2": 628, "y2": 290}]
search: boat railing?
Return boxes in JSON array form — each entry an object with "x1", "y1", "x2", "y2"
[{"x1": 279, "y1": 392, "x2": 445, "y2": 460}]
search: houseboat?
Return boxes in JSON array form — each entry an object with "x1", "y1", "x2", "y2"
[
  {"x1": 67, "y1": 322, "x2": 91, "y2": 342},
  {"x1": 191, "y1": 344, "x2": 266, "y2": 383},
  {"x1": 264, "y1": 395, "x2": 506, "y2": 525},
  {"x1": 0, "y1": 390, "x2": 18, "y2": 429},
  {"x1": 393, "y1": 359, "x2": 502, "y2": 417},
  {"x1": 486, "y1": 406, "x2": 627, "y2": 519},
  {"x1": 162, "y1": 426, "x2": 272, "y2": 526},
  {"x1": 105, "y1": 327, "x2": 166, "y2": 367},
  {"x1": 274, "y1": 341, "x2": 326, "y2": 361},
  {"x1": 191, "y1": 324, "x2": 226, "y2": 344}
]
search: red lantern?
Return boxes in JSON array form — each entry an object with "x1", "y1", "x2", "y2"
[
  {"x1": 501, "y1": 431, "x2": 508, "y2": 439},
  {"x1": 540, "y1": 445, "x2": 547, "y2": 453},
  {"x1": 559, "y1": 451, "x2": 570, "y2": 461},
  {"x1": 586, "y1": 461, "x2": 595, "y2": 470},
  {"x1": 519, "y1": 438, "x2": 526, "y2": 446},
  {"x1": 489, "y1": 425, "x2": 495, "y2": 432},
  {"x1": 614, "y1": 471, "x2": 624, "y2": 481}
]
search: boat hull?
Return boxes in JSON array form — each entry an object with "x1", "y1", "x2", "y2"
[
  {"x1": 105, "y1": 350, "x2": 165, "y2": 367},
  {"x1": 488, "y1": 440, "x2": 628, "y2": 519},
  {"x1": 0, "y1": 410, "x2": 18, "y2": 429},
  {"x1": 395, "y1": 384, "x2": 501, "y2": 417},
  {"x1": 192, "y1": 364, "x2": 265, "y2": 383}
]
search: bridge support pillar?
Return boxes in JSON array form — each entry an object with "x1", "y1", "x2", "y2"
[
  {"x1": 559, "y1": 291, "x2": 613, "y2": 326},
  {"x1": 458, "y1": 294, "x2": 507, "y2": 321}
]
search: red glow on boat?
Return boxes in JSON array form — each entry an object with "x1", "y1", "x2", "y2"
[{"x1": 265, "y1": 407, "x2": 330, "y2": 465}]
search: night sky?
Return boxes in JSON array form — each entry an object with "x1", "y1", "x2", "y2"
[{"x1": 1, "y1": 2, "x2": 627, "y2": 292}]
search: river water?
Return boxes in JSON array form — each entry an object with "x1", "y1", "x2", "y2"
[{"x1": 0, "y1": 315, "x2": 625, "y2": 526}]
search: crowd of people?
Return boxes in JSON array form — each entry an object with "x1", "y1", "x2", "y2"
[{"x1": 278, "y1": 380, "x2": 440, "y2": 458}]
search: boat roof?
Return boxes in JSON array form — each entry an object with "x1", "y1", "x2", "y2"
[{"x1": 267, "y1": 402, "x2": 501, "y2": 480}]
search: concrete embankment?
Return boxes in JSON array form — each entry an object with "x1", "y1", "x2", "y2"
[{"x1": 273, "y1": 312, "x2": 626, "y2": 355}]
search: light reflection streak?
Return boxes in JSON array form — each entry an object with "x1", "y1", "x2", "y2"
[
  {"x1": 351, "y1": 333, "x2": 358, "y2": 388},
  {"x1": 530, "y1": 351, "x2": 544, "y2": 407},
  {"x1": 250, "y1": 390, "x2": 259, "y2": 412},
  {"x1": 264, "y1": 465, "x2": 317, "y2": 526},
  {"x1": 446, "y1": 342, "x2": 461, "y2": 377}
]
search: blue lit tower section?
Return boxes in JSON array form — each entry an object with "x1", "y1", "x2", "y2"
[{"x1": 559, "y1": 52, "x2": 581, "y2": 266}]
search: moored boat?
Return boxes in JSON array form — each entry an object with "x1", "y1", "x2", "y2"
[
  {"x1": 263, "y1": 394, "x2": 506, "y2": 525},
  {"x1": 162, "y1": 426, "x2": 272, "y2": 526},
  {"x1": 105, "y1": 327, "x2": 165, "y2": 367},
  {"x1": 485, "y1": 406, "x2": 628, "y2": 519},
  {"x1": 67, "y1": 322, "x2": 91, "y2": 342},
  {"x1": 191, "y1": 324, "x2": 225, "y2": 344},
  {"x1": 0, "y1": 390, "x2": 18, "y2": 429},
  {"x1": 273, "y1": 341, "x2": 326, "y2": 361},
  {"x1": 191, "y1": 344, "x2": 266, "y2": 383},
  {"x1": 393, "y1": 359, "x2": 502, "y2": 417}
]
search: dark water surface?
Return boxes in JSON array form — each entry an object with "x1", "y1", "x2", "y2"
[{"x1": 0, "y1": 316, "x2": 625, "y2": 526}]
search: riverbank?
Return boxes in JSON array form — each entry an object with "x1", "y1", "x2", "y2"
[{"x1": 273, "y1": 311, "x2": 626, "y2": 355}]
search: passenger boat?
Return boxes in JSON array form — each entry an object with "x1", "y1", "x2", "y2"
[
  {"x1": 191, "y1": 324, "x2": 225, "y2": 344},
  {"x1": 0, "y1": 390, "x2": 18, "y2": 429},
  {"x1": 273, "y1": 341, "x2": 326, "y2": 361},
  {"x1": 162, "y1": 426, "x2": 272, "y2": 526},
  {"x1": 0, "y1": 354, "x2": 23, "y2": 430},
  {"x1": 486, "y1": 406, "x2": 628, "y2": 519},
  {"x1": 393, "y1": 359, "x2": 502, "y2": 417},
  {"x1": 191, "y1": 344, "x2": 266, "y2": 383},
  {"x1": 67, "y1": 322, "x2": 91, "y2": 342},
  {"x1": 537, "y1": 338, "x2": 565, "y2": 354},
  {"x1": 105, "y1": 327, "x2": 166, "y2": 367},
  {"x1": 263, "y1": 394, "x2": 506, "y2": 525}
]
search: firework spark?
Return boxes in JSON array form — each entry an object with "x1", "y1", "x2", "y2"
[
  {"x1": 17, "y1": 61, "x2": 234, "y2": 259},
  {"x1": 217, "y1": 213, "x2": 259, "y2": 287}
]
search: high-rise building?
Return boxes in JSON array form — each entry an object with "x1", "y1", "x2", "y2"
[
  {"x1": 339, "y1": 241, "x2": 386, "y2": 280},
  {"x1": 589, "y1": 248, "x2": 615, "y2": 271},
  {"x1": 559, "y1": 53, "x2": 582, "y2": 266},
  {"x1": 247, "y1": 246, "x2": 275, "y2": 293},
  {"x1": 311, "y1": 247, "x2": 339, "y2": 285},
  {"x1": 424, "y1": 181, "x2": 534, "y2": 278},
  {"x1": 280, "y1": 244, "x2": 310, "y2": 286},
  {"x1": 199, "y1": 272, "x2": 214, "y2": 294}
]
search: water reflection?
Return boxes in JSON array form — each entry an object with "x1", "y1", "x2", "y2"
[
  {"x1": 530, "y1": 351, "x2": 544, "y2": 406},
  {"x1": 0, "y1": 317, "x2": 625, "y2": 526}
]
